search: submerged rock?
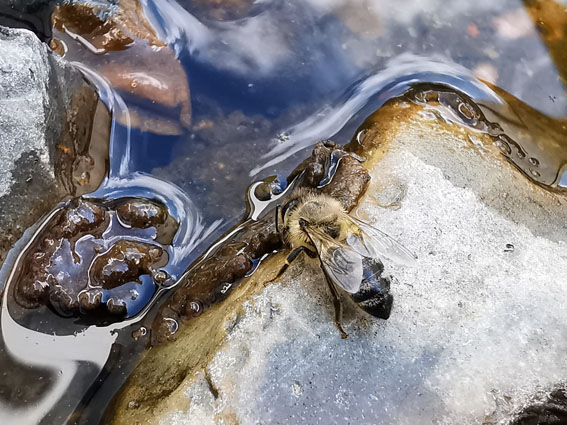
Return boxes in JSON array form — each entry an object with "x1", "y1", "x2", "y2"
[
  {"x1": 114, "y1": 100, "x2": 566, "y2": 425},
  {"x1": 51, "y1": 0, "x2": 192, "y2": 134}
]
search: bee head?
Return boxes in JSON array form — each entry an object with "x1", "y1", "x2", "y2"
[{"x1": 282, "y1": 189, "x2": 347, "y2": 248}]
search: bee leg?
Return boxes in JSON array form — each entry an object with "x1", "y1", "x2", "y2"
[
  {"x1": 322, "y1": 270, "x2": 349, "y2": 339},
  {"x1": 265, "y1": 246, "x2": 305, "y2": 286}
]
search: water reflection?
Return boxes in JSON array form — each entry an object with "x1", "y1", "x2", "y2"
[
  {"x1": 0, "y1": 303, "x2": 115, "y2": 425},
  {"x1": 91, "y1": 173, "x2": 223, "y2": 265},
  {"x1": 250, "y1": 54, "x2": 506, "y2": 176},
  {"x1": 1, "y1": 0, "x2": 566, "y2": 423}
]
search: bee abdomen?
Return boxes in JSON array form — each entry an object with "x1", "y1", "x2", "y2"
[
  {"x1": 354, "y1": 290, "x2": 393, "y2": 320},
  {"x1": 351, "y1": 258, "x2": 393, "y2": 320}
]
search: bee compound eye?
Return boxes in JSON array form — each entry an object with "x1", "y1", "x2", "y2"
[{"x1": 325, "y1": 225, "x2": 340, "y2": 238}]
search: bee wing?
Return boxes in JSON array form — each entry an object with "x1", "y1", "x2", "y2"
[
  {"x1": 346, "y1": 216, "x2": 417, "y2": 266},
  {"x1": 306, "y1": 227, "x2": 363, "y2": 294}
]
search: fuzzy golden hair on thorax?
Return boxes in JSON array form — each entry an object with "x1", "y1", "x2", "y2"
[{"x1": 282, "y1": 189, "x2": 349, "y2": 249}]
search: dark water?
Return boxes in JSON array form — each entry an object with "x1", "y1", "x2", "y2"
[{"x1": 0, "y1": 0, "x2": 566, "y2": 423}]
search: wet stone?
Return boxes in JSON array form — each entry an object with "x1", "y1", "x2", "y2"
[
  {"x1": 288, "y1": 140, "x2": 371, "y2": 210},
  {"x1": 253, "y1": 176, "x2": 284, "y2": 201},
  {"x1": 321, "y1": 155, "x2": 370, "y2": 211},
  {"x1": 90, "y1": 240, "x2": 165, "y2": 290},
  {"x1": 130, "y1": 101, "x2": 567, "y2": 425},
  {"x1": 12, "y1": 197, "x2": 177, "y2": 321},
  {"x1": 62, "y1": 198, "x2": 106, "y2": 237},
  {"x1": 511, "y1": 386, "x2": 567, "y2": 425},
  {"x1": 52, "y1": 3, "x2": 137, "y2": 53},
  {"x1": 151, "y1": 230, "x2": 274, "y2": 344},
  {"x1": 290, "y1": 141, "x2": 337, "y2": 188},
  {"x1": 153, "y1": 270, "x2": 169, "y2": 284},
  {"x1": 104, "y1": 139, "x2": 376, "y2": 425},
  {"x1": 51, "y1": 0, "x2": 192, "y2": 134},
  {"x1": 116, "y1": 199, "x2": 168, "y2": 229}
]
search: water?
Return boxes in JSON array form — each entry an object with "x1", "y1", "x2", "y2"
[{"x1": 0, "y1": 0, "x2": 566, "y2": 423}]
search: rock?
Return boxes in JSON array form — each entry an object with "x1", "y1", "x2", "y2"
[
  {"x1": 112, "y1": 99, "x2": 567, "y2": 424},
  {"x1": 510, "y1": 386, "x2": 567, "y2": 425},
  {"x1": 0, "y1": 25, "x2": 110, "y2": 425},
  {"x1": 147, "y1": 141, "x2": 369, "y2": 345},
  {"x1": 105, "y1": 142, "x2": 372, "y2": 424},
  {"x1": 11, "y1": 197, "x2": 176, "y2": 321},
  {"x1": 0, "y1": 26, "x2": 109, "y2": 266}
]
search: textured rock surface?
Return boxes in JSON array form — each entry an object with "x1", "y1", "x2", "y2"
[
  {"x1": 144, "y1": 102, "x2": 566, "y2": 425},
  {"x1": 0, "y1": 26, "x2": 108, "y2": 265}
]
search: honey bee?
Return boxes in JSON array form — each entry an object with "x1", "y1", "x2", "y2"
[{"x1": 271, "y1": 188, "x2": 416, "y2": 338}]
